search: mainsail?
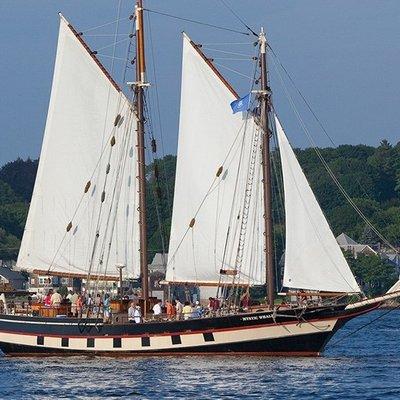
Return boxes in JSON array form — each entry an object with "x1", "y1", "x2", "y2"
[
  {"x1": 16, "y1": 15, "x2": 140, "y2": 278},
  {"x1": 166, "y1": 34, "x2": 265, "y2": 286},
  {"x1": 275, "y1": 116, "x2": 360, "y2": 293}
]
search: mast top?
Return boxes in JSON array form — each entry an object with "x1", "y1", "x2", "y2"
[{"x1": 258, "y1": 28, "x2": 267, "y2": 54}]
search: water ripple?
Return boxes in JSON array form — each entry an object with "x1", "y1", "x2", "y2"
[{"x1": 0, "y1": 310, "x2": 399, "y2": 399}]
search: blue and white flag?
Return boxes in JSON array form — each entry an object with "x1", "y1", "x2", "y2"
[{"x1": 230, "y1": 93, "x2": 251, "y2": 114}]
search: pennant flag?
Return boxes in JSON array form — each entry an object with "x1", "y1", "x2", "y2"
[{"x1": 230, "y1": 93, "x2": 251, "y2": 114}]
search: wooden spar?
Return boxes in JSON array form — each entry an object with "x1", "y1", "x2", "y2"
[
  {"x1": 259, "y1": 29, "x2": 275, "y2": 309},
  {"x1": 160, "y1": 280, "x2": 250, "y2": 287},
  {"x1": 283, "y1": 291, "x2": 355, "y2": 298},
  {"x1": 135, "y1": 0, "x2": 149, "y2": 314},
  {"x1": 32, "y1": 269, "x2": 120, "y2": 282}
]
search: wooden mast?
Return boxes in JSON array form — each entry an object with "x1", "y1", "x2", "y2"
[
  {"x1": 259, "y1": 28, "x2": 275, "y2": 309},
  {"x1": 135, "y1": 0, "x2": 149, "y2": 313}
]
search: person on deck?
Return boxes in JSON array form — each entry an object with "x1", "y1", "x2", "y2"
[
  {"x1": 76, "y1": 295, "x2": 83, "y2": 318},
  {"x1": 50, "y1": 290, "x2": 62, "y2": 307},
  {"x1": 240, "y1": 290, "x2": 250, "y2": 310},
  {"x1": 182, "y1": 301, "x2": 193, "y2": 320},
  {"x1": 86, "y1": 294, "x2": 93, "y2": 315},
  {"x1": 103, "y1": 293, "x2": 111, "y2": 323},
  {"x1": 165, "y1": 300, "x2": 175, "y2": 320},
  {"x1": 193, "y1": 301, "x2": 203, "y2": 318},
  {"x1": 66, "y1": 290, "x2": 73, "y2": 303},
  {"x1": 134, "y1": 305, "x2": 142, "y2": 323},
  {"x1": 152, "y1": 300, "x2": 162, "y2": 319},
  {"x1": 94, "y1": 293, "x2": 102, "y2": 315},
  {"x1": 44, "y1": 290, "x2": 53, "y2": 307},
  {"x1": 128, "y1": 302, "x2": 136, "y2": 323},
  {"x1": 70, "y1": 291, "x2": 79, "y2": 317},
  {"x1": 175, "y1": 299, "x2": 183, "y2": 320}
]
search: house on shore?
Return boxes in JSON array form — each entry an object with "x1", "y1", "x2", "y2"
[
  {"x1": 0, "y1": 265, "x2": 27, "y2": 291},
  {"x1": 336, "y1": 233, "x2": 377, "y2": 258}
]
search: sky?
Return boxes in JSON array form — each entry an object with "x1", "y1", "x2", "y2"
[{"x1": 0, "y1": 0, "x2": 400, "y2": 166}]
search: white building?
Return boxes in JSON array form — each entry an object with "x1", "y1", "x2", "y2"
[{"x1": 336, "y1": 233, "x2": 377, "y2": 258}]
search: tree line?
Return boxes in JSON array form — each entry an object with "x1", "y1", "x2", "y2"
[{"x1": 1, "y1": 140, "x2": 399, "y2": 295}]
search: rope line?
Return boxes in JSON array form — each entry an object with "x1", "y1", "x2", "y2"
[
  {"x1": 143, "y1": 8, "x2": 250, "y2": 36},
  {"x1": 329, "y1": 304, "x2": 400, "y2": 348},
  {"x1": 81, "y1": 17, "x2": 130, "y2": 34},
  {"x1": 217, "y1": 0, "x2": 258, "y2": 37},
  {"x1": 268, "y1": 45, "x2": 336, "y2": 147},
  {"x1": 213, "y1": 62, "x2": 254, "y2": 79},
  {"x1": 268, "y1": 44, "x2": 374, "y2": 202},
  {"x1": 270, "y1": 55, "x2": 399, "y2": 255}
]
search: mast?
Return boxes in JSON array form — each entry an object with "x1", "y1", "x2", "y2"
[
  {"x1": 259, "y1": 28, "x2": 275, "y2": 308},
  {"x1": 135, "y1": 0, "x2": 149, "y2": 312}
]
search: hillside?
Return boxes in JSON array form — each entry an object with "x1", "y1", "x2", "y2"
[{"x1": 1, "y1": 141, "x2": 399, "y2": 264}]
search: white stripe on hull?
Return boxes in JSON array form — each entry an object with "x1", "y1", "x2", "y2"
[{"x1": 0, "y1": 318, "x2": 338, "y2": 353}]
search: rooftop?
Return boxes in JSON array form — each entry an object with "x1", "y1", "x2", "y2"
[{"x1": 0, "y1": 266, "x2": 26, "y2": 282}]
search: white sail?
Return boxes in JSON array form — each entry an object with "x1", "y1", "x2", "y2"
[
  {"x1": 16, "y1": 15, "x2": 140, "y2": 278},
  {"x1": 387, "y1": 279, "x2": 400, "y2": 293},
  {"x1": 166, "y1": 34, "x2": 265, "y2": 285},
  {"x1": 276, "y1": 116, "x2": 360, "y2": 293}
]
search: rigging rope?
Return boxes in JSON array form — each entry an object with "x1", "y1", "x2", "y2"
[
  {"x1": 95, "y1": 37, "x2": 130, "y2": 52},
  {"x1": 328, "y1": 304, "x2": 400, "y2": 348},
  {"x1": 146, "y1": 11, "x2": 172, "y2": 211},
  {"x1": 46, "y1": 99, "x2": 130, "y2": 274},
  {"x1": 268, "y1": 44, "x2": 374, "y2": 201},
  {"x1": 143, "y1": 92, "x2": 168, "y2": 261},
  {"x1": 86, "y1": 0, "x2": 124, "y2": 285},
  {"x1": 81, "y1": 17, "x2": 130, "y2": 34},
  {"x1": 143, "y1": 8, "x2": 250, "y2": 36},
  {"x1": 268, "y1": 45, "x2": 336, "y2": 147},
  {"x1": 270, "y1": 54, "x2": 399, "y2": 255},
  {"x1": 213, "y1": 62, "x2": 255, "y2": 79},
  {"x1": 217, "y1": 0, "x2": 258, "y2": 37},
  {"x1": 167, "y1": 117, "x2": 250, "y2": 269},
  {"x1": 201, "y1": 47, "x2": 254, "y2": 58}
]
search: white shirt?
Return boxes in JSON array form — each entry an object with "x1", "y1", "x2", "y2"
[
  {"x1": 50, "y1": 292, "x2": 62, "y2": 306},
  {"x1": 175, "y1": 301, "x2": 183, "y2": 314},
  {"x1": 128, "y1": 306, "x2": 135, "y2": 320},
  {"x1": 153, "y1": 303, "x2": 162, "y2": 315},
  {"x1": 134, "y1": 309, "x2": 141, "y2": 323}
]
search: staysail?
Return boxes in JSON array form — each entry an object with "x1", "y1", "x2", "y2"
[
  {"x1": 275, "y1": 116, "x2": 360, "y2": 293},
  {"x1": 166, "y1": 34, "x2": 265, "y2": 286},
  {"x1": 16, "y1": 15, "x2": 140, "y2": 278}
]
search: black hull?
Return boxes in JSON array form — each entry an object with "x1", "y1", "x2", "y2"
[{"x1": 0, "y1": 302, "x2": 379, "y2": 356}]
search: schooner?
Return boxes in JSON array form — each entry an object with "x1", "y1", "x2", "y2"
[{"x1": 0, "y1": 1, "x2": 399, "y2": 356}]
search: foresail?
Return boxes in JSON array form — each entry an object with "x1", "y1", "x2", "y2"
[
  {"x1": 166, "y1": 34, "x2": 265, "y2": 286},
  {"x1": 387, "y1": 279, "x2": 400, "y2": 293},
  {"x1": 276, "y1": 116, "x2": 360, "y2": 293},
  {"x1": 16, "y1": 15, "x2": 140, "y2": 278}
]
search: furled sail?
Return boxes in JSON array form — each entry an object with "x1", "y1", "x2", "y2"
[
  {"x1": 16, "y1": 15, "x2": 140, "y2": 278},
  {"x1": 166, "y1": 34, "x2": 265, "y2": 286},
  {"x1": 276, "y1": 116, "x2": 360, "y2": 293}
]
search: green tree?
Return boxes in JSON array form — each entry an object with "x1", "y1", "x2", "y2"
[
  {"x1": 345, "y1": 252, "x2": 397, "y2": 297},
  {"x1": 0, "y1": 158, "x2": 38, "y2": 202},
  {"x1": 0, "y1": 228, "x2": 20, "y2": 260}
]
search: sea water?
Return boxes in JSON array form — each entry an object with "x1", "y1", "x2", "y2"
[{"x1": 0, "y1": 310, "x2": 399, "y2": 399}]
